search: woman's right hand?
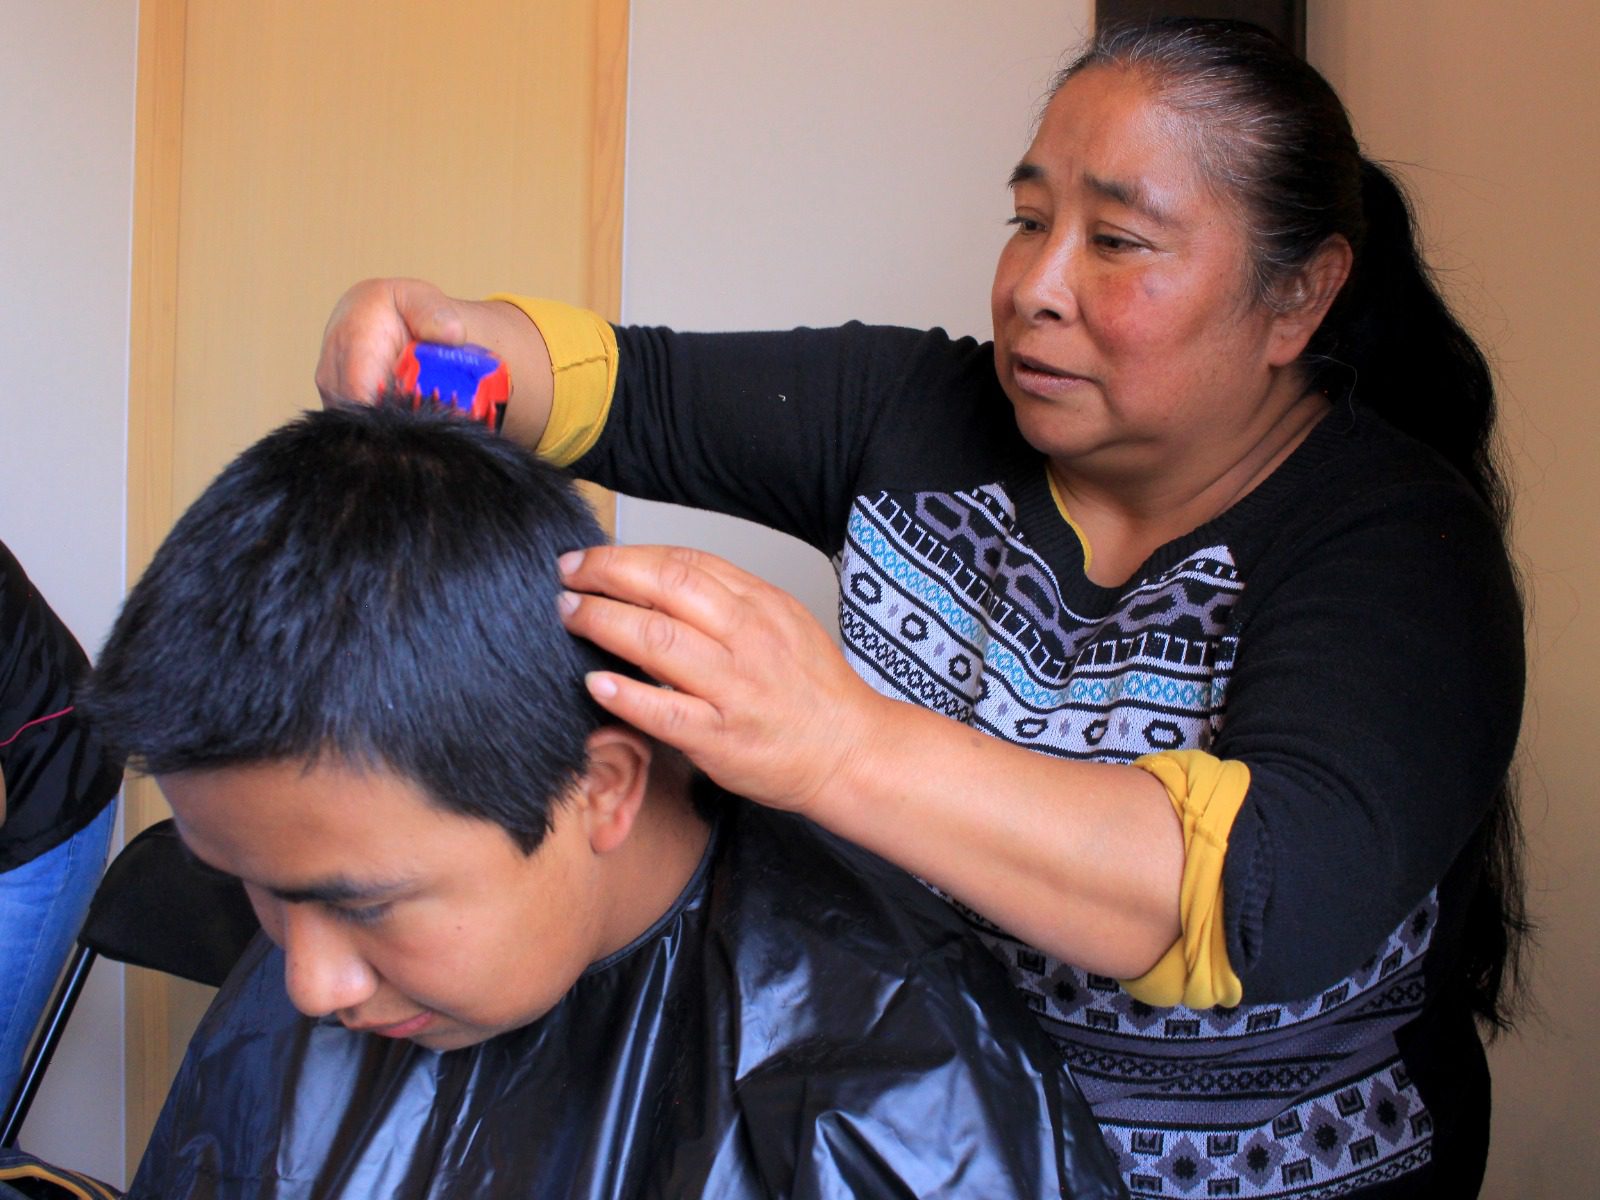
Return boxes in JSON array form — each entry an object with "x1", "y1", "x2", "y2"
[
  {"x1": 315, "y1": 278, "x2": 470, "y2": 407},
  {"x1": 315, "y1": 279, "x2": 556, "y2": 446}
]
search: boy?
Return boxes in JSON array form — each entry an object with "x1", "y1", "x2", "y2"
[{"x1": 87, "y1": 405, "x2": 1122, "y2": 1197}]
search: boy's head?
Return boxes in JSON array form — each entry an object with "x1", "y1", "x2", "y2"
[
  {"x1": 90, "y1": 401, "x2": 620, "y2": 850},
  {"x1": 88, "y1": 404, "x2": 696, "y2": 1049}
]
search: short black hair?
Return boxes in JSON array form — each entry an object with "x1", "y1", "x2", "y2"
[{"x1": 86, "y1": 401, "x2": 624, "y2": 852}]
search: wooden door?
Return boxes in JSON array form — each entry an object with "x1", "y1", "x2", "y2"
[{"x1": 126, "y1": 0, "x2": 626, "y2": 1164}]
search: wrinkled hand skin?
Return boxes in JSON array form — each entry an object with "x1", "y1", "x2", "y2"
[
  {"x1": 557, "y1": 544, "x2": 884, "y2": 817},
  {"x1": 315, "y1": 278, "x2": 467, "y2": 407}
]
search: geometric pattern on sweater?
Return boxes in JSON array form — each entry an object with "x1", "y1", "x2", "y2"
[
  {"x1": 1040, "y1": 907, "x2": 1438, "y2": 1197},
  {"x1": 837, "y1": 481, "x2": 1437, "y2": 1198},
  {"x1": 1103, "y1": 1056, "x2": 1432, "y2": 1198},
  {"x1": 842, "y1": 486, "x2": 1237, "y2": 760}
]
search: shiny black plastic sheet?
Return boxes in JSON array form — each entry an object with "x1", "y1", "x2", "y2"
[{"x1": 132, "y1": 798, "x2": 1125, "y2": 1198}]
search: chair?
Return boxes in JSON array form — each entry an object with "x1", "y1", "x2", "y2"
[{"x1": 0, "y1": 819, "x2": 260, "y2": 1147}]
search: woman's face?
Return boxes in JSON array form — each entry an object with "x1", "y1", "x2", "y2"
[{"x1": 991, "y1": 67, "x2": 1304, "y2": 481}]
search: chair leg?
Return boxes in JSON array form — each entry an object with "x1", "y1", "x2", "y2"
[{"x1": 0, "y1": 945, "x2": 97, "y2": 1148}]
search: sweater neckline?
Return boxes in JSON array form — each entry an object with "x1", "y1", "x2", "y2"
[{"x1": 1015, "y1": 405, "x2": 1360, "y2": 609}]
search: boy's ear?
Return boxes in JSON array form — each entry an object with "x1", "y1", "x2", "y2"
[{"x1": 573, "y1": 726, "x2": 652, "y2": 855}]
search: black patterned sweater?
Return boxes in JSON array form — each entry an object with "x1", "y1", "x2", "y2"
[{"x1": 575, "y1": 321, "x2": 1524, "y2": 1199}]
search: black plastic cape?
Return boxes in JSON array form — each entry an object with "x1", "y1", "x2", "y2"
[{"x1": 132, "y1": 796, "x2": 1126, "y2": 1198}]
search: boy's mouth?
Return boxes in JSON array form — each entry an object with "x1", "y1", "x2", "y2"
[{"x1": 347, "y1": 1010, "x2": 437, "y2": 1039}]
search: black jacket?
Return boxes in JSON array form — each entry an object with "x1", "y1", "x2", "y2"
[{"x1": 1, "y1": 539, "x2": 121, "y2": 872}]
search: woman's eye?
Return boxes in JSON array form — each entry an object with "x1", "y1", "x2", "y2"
[
  {"x1": 1093, "y1": 232, "x2": 1143, "y2": 253},
  {"x1": 1006, "y1": 215, "x2": 1044, "y2": 235}
]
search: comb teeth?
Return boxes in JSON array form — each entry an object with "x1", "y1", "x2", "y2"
[{"x1": 393, "y1": 341, "x2": 510, "y2": 430}]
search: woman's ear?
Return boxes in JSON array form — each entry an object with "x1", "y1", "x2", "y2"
[
  {"x1": 573, "y1": 726, "x2": 653, "y2": 855},
  {"x1": 1267, "y1": 233, "x2": 1354, "y2": 366}
]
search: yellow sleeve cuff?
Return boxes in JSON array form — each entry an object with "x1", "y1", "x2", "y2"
[
  {"x1": 489, "y1": 294, "x2": 618, "y2": 467},
  {"x1": 1121, "y1": 750, "x2": 1249, "y2": 1009}
]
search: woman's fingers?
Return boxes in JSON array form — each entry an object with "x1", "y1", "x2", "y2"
[
  {"x1": 582, "y1": 669, "x2": 725, "y2": 752},
  {"x1": 315, "y1": 278, "x2": 466, "y2": 407},
  {"x1": 556, "y1": 542, "x2": 871, "y2": 814},
  {"x1": 559, "y1": 544, "x2": 762, "y2": 632},
  {"x1": 560, "y1": 588, "x2": 733, "y2": 695}
]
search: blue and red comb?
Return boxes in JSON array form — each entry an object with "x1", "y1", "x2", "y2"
[{"x1": 393, "y1": 341, "x2": 509, "y2": 431}]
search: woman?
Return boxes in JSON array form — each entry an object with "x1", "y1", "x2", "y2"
[
  {"x1": 0, "y1": 540, "x2": 121, "y2": 1112},
  {"x1": 318, "y1": 21, "x2": 1526, "y2": 1197}
]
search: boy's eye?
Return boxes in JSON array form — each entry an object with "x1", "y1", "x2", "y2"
[{"x1": 328, "y1": 902, "x2": 393, "y2": 927}]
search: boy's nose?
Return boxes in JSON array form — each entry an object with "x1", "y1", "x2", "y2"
[{"x1": 279, "y1": 907, "x2": 379, "y2": 1020}]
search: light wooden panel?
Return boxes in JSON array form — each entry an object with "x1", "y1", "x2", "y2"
[
  {"x1": 126, "y1": 0, "x2": 627, "y2": 1166},
  {"x1": 124, "y1": 0, "x2": 189, "y2": 1171},
  {"x1": 171, "y1": 0, "x2": 625, "y2": 512}
]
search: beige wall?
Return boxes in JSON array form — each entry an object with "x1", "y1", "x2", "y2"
[{"x1": 1311, "y1": 4, "x2": 1600, "y2": 1195}]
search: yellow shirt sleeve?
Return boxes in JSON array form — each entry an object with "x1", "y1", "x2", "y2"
[
  {"x1": 1121, "y1": 749, "x2": 1250, "y2": 1009},
  {"x1": 488, "y1": 295, "x2": 618, "y2": 466}
]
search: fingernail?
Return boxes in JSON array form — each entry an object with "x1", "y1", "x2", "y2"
[
  {"x1": 586, "y1": 672, "x2": 617, "y2": 699},
  {"x1": 557, "y1": 590, "x2": 580, "y2": 616},
  {"x1": 557, "y1": 550, "x2": 585, "y2": 576}
]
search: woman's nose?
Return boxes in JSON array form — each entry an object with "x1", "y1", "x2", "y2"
[
  {"x1": 1011, "y1": 233, "x2": 1082, "y2": 324},
  {"x1": 279, "y1": 907, "x2": 379, "y2": 1020}
]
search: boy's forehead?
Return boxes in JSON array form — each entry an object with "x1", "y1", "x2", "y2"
[{"x1": 158, "y1": 757, "x2": 527, "y2": 892}]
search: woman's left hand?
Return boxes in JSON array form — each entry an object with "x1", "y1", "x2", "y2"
[
  {"x1": 559, "y1": 543, "x2": 1185, "y2": 977},
  {"x1": 556, "y1": 545, "x2": 883, "y2": 815}
]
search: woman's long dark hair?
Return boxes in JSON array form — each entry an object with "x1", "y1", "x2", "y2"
[{"x1": 1056, "y1": 19, "x2": 1530, "y2": 1033}]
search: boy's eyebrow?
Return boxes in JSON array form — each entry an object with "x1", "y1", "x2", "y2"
[
  {"x1": 264, "y1": 877, "x2": 414, "y2": 905},
  {"x1": 174, "y1": 835, "x2": 412, "y2": 905}
]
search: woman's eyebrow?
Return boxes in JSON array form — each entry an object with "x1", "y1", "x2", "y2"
[
  {"x1": 1008, "y1": 160, "x2": 1044, "y2": 188},
  {"x1": 1008, "y1": 161, "x2": 1177, "y2": 228},
  {"x1": 1083, "y1": 171, "x2": 1176, "y2": 226}
]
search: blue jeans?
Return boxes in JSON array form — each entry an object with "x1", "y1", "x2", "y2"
[{"x1": 0, "y1": 802, "x2": 117, "y2": 1107}]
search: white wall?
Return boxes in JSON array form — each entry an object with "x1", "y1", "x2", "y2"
[
  {"x1": 0, "y1": 0, "x2": 137, "y2": 1184},
  {"x1": 618, "y1": 0, "x2": 1093, "y2": 618}
]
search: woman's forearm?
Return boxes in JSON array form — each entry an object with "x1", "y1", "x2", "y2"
[
  {"x1": 814, "y1": 690, "x2": 1185, "y2": 978},
  {"x1": 470, "y1": 299, "x2": 555, "y2": 450}
]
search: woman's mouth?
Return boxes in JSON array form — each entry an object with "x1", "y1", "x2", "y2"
[{"x1": 1010, "y1": 353, "x2": 1090, "y2": 393}]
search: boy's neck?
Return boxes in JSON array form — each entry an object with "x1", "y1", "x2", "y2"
[{"x1": 593, "y1": 753, "x2": 711, "y2": 960}]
